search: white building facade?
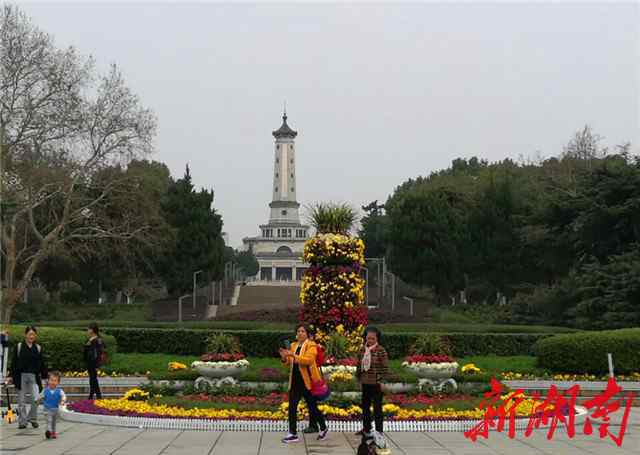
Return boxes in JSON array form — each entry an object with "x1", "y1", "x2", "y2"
[{"x1": 242, "y1": 113, "x2": 310, "y2": 281}]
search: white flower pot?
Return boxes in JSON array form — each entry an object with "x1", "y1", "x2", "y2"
[
  {"x1": 402, "y1": 362, "x2": 459, "y2": 380},
  {"x1": 191, "y1": 360, "x2": 250, "y2": 379},
  {"x1": 413, "y1": 369, "x2": 458, "y2": 379}
]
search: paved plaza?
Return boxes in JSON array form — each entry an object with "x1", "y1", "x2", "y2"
[{"x1": 1, "y1": 409, "x2": 639, "y2": 455}]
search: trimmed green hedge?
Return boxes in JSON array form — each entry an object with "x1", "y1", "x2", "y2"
[
  {"x1": 7, "y1": 326, "x2": 117, "y2": 372},
  {"x1": 35, "y1": 319, "x2": 578, "y2": 334},
  {"x1": 105, "y1": 327, "x2": 551, "y2": 358},
  {"x1": 534, "y1": 328, "x2": 640, "y2": 374}
]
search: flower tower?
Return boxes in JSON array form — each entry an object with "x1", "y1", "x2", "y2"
[{"x1": 299, "y1": 203, "x2": 367, "y2": 354}]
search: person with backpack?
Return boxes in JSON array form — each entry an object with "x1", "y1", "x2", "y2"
[
  {"x1": 84, "y1": 323, "x2": 105, "y2": 400},
  {"x1": 9, "y1": 326, "x2": 48, "y2": 429}
]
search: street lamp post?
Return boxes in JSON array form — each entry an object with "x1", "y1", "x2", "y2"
[
  {"x1": 178, "y1": 294, "x2": 189, "y2": 323},
  {"x1": 193, "y1": 270, "x2": 203, "y2": 310}
]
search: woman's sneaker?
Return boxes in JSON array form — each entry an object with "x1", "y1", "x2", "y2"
[
  {"x1": 317, "y1": 428, "x2": 329, "y2": 441},
  {"x1": 282, "y1": 434, "x2": 300, "y2": 444}
]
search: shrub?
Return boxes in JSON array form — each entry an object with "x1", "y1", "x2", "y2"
[
  {"x1": 105, "y1": 328, "x2": 290, "y2": 358},
  {"x1": 6, "y1": 325, "x2": 117, "y2": 372},
  {"x1": 410, "y1": 334, "x2": 451, "y2": 356},
  {"x1": 324, "y1": 333, "x2": 349, "y2": 360},
  {"x1": 205, "y1": 332, "x2": 241, "y2": 355},
  {"x1": 534, "y1": 328, "x2": 640, "y2": 374},
  {"x1": 104, "y1": 327, "x2": 550, "y2": 358},
  {"x1": 59, "y1": 281, "x2": 84, "y2": 305}
]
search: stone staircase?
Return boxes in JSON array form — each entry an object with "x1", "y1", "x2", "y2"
[
  {"x1": 151, "y1": 296, "x2": 210, "y2": 321},
  {"x1": 215, "y1": 285, "x2": 301, "y2": 318}
]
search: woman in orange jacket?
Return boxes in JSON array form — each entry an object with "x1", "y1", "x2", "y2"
[{"x1": 279, "y1": 324, "x2": 328, "y2": 444}]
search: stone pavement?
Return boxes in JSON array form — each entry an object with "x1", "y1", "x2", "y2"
[{"x1": 1, "y1": 409, "x2": 638, "y2": 455}]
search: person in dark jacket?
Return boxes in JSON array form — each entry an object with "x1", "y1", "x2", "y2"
[
  {"x1": 84, "y1": 323, "x2": 104, "y2": 400},
  {"x1": 9, "y1": 326, "x2": 48, "y2": 429},
  {"x1": 355, "y1": 326, "x2": 389, "y2": 437}
]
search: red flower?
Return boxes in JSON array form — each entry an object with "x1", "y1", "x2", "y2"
[
  {"x1": 200, "y1": 353, "x2": 246, "y2": 362},
  {"x1": 404, "y1": 354, "x2": 454, "y2": 364}
]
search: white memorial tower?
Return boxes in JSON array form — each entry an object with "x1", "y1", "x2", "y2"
[{"x1": 243, "y1": 111, "x2": 310, "y2": 281}]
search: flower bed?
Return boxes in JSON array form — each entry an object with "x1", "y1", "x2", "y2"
[
  {"x1": 500, "y1": 371, "x2": 640, "y2": 382},
  {"x1": 300, "y1": 231, "x2": 368, "y2": 354},
  {"x1": 321, "y1": 364, "x2": 357, "y2": 376},
  {"x1": 63, "y1": 370, "x2": 148, "y2": 378},
  {"x1": 66, "y1": 385, "x2": 545, "y2": 423}
]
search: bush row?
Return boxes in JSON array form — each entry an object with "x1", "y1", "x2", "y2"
[
  {"x1": 534, "y1": 328, "x2": 640, "y2": 374},
  {"x1": 6, "y1": 326, "x2": 117, "y2": 372},
  {"x1": 36, "y1": 319, "x2": 577, "y2": 333},
  {"x1": 105, "y1": 327, "x2": 550, "y2": 358}
]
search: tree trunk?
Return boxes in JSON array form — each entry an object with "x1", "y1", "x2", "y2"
[
  {"x1": 0, "y1": 303, "x2": 12, "y2": 327},
  {"x1": 0, "y1": 288, "x2": 21, "y2": 326}
]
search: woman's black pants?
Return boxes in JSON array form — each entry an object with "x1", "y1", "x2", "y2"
[
  {"x1": 288, "y1": 376, "x2": 326, "y2": 435},
  {"x1": 88, "y1": 367, "x2": 102, "y2": 399},
  {"x1": 362, "y1": 383, "x2": 383, "y2": 433}
]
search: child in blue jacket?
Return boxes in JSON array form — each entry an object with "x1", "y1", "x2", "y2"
[{"x1": 39, "y1": 371, "x2": 66, "y2": 439}]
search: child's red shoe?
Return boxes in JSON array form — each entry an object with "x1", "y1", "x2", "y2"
[{"x1": 51, "y1": 432, "x2": 58, "y2": 439}]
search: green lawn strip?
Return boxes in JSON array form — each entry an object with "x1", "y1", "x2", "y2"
[
  {"x1": 109, "y1": 353, "x2": 420, "y2": 382},
  {"x1": 103, "y1": 353, "x2": 199, "y2": 376},
  {"x1": 107, "y1": 353, "x2": 542, "y2": 381},
  {"x1": 401, "y1": 397, "x2": 484, "y2": 412},
  {"x1": 458, "y1": 355, "x2": 544, "y2": 375}
]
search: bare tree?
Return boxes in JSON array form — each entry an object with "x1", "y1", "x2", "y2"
[
  {"x1": 0, "y1": 5, "x2": 157, "y2": 323},
  {"x1": 562, "y1": 125, "x2": 607, "y2": 170}
]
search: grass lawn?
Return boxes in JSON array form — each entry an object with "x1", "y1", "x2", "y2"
[
  {"x1": 458, "y1": 355, "x2": 541, "y2": 374},
  {"x1": 103, "y1": 353, "x2": 199, "y2": 377},
  {"x1": 105, "y1": 353, "x2": 540, "y2": 381}
]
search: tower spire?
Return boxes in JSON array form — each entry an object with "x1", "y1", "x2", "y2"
[{"x1": 283, "y1": 101, "x2": 287, "y2": 120}]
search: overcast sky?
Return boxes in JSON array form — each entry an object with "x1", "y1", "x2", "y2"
[{"x1": 20, "y1": 1, "x2": 639, "y2": 246}]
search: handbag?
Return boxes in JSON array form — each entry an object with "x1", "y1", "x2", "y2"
[
  {"x1": 306, "y1": 363, "x2": 330, "y2": 401},
  {"x1": 311, "y1": 378, "x2": 330, "y2": 401}
]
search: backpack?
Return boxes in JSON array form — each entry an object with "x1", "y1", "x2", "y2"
[
  {"x1": 96, "y1": 339, "x2": 108, "y2": 366},
  {"x1": 17, "y1": 342, "x2": 41, "y2": 356},
  {"x1": 357, "y1": 436, "x2": 378, "y2": 455}
]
